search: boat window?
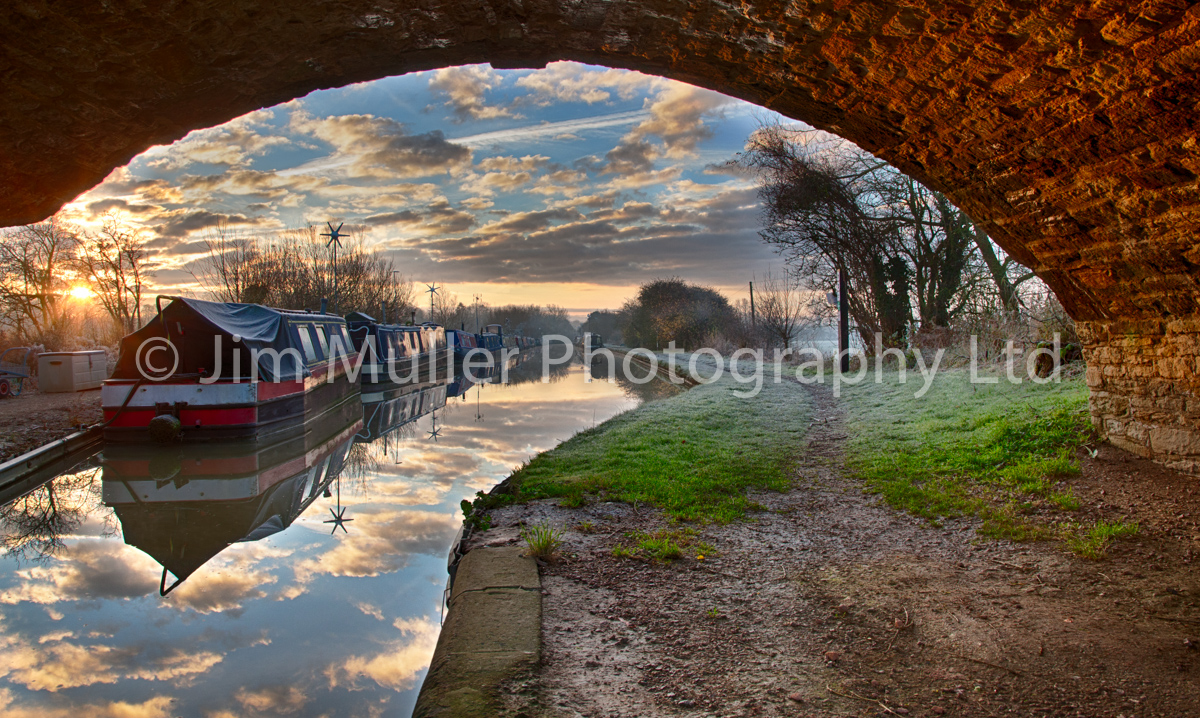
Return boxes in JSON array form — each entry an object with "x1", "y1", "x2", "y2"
[
  {"x1": 296, "y1": 326, "x2": 318, "y2": 363},
  {"x1": 328, "y1": 325, "x2": 347, "y2": 358},
  {"x1": 391, "y1": 333, "x2": 403, "y2": 358},
  {"x1": 314, "y1": 325, "x2": 330, "y2": 357}
]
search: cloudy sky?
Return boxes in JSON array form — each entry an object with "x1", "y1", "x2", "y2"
[{"x1": 61, "y1": 62, "x2": 790, "y2": 319}]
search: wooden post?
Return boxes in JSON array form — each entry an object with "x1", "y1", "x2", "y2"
[{"x1": 749, "y1": 281, "x2": 756, "y2": 327}]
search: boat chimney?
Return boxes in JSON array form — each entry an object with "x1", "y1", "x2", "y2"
[
  {"x1": 381, "y1": 301, "x2": 387, "y2": 323},
  {"x1": 320, "y1": 297, "x2": 328, "y2": 314}
]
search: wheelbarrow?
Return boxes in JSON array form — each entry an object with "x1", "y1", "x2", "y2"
[{"x1": 0, "y1": 346, "x2": 32, "y2": 398}]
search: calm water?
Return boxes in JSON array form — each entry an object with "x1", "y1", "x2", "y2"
[{"x1": 0, "y1": 356, "x2": 655, "y2": 717}]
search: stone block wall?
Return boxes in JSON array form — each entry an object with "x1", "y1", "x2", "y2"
[{"x1": 1080, "y1": 318, "x2": 1200, "y2": 475}]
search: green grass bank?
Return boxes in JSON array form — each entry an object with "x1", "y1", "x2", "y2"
[
  {"x1": 841, "y1": 365, "x2": 1137, "y2": 557},
  {"x1": 471, "y1": 360, "x2": 1136, "y2": 558},
  {"x1": 486, "y1": 374, "x2": 814, "y2": 523}
]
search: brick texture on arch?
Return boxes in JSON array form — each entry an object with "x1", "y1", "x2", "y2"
[{"x1": 2, "y1": 1, "x2": 1199, "y2": 468}]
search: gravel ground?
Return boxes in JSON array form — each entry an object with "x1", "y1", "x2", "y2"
[
  {"x1": 471, "y1": 383, "x2": 1200, "y2": 718},
  {"x1": 0, "y1": 387, "x2": 102, "y2": 462}
]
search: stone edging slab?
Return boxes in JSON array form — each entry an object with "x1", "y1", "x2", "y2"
[{"x1": 413, "y1": 545, "x2": 541, "y2": 717}]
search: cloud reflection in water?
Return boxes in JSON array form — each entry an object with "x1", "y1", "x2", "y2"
[{"x1": 0, "y1": 362, "x2": 644, "y2": 716}]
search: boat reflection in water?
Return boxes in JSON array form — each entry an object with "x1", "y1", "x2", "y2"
[
  {"x1": 99, "y1": 355, "x2": 535, "y2": 596},
  {"x1": 100, "y1": 398, "x2": 365, "y2": 594},
  {"x1": 359, "y1": 379, "x2": 449, "y2": 445}
]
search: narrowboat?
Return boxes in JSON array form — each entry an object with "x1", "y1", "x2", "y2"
[
  {"x1": 478, "y1": 323, "x2": 537, "y2": 352},
  {"x1": 475, "y1": 324, "x2": 505, "y2": 353},
  {"x1": 344, "y1": 312, "x2": 450, "y2": 384},
  {"x1": 101, "y1": 296, "x2": 360, "y2": 442},
  {"x1": 102, "y1": 409, "x2": 361, "y2": 594},
  {"x1": 579, "y1": 332, "x2": 604, "y2": 350},
  {"x1": 446, "y1": 328, "x2": 479, "y2": 359}
]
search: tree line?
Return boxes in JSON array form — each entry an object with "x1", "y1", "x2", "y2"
[
  {"x1": 427, "y1": 285, "x2": 574, "y2": 339},
  {"x1": 193, "y1": 222, "x2": 416, "y2": 322}
]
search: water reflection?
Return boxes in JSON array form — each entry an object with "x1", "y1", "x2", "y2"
[
  {"x1": 0, "y1": 354, "x2": 660, "y2": 717},
  {"x1": 102, "y1": 409, "x2": 362, "y2": 594}
]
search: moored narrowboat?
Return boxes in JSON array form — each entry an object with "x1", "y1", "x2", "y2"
[
  {"x1": 475, "y1": 323, "x2": 536, "y2": 353},
  {"x1": 446, "y1": 328, "x2": 479, "y2": 359},
  {"x1": 345, "y1": 312, "x2": 451, "y2": 384},
  {"x1": 101, "y1": 296, "x2": 360, "y2": 442},
  {"x1": 475, "y1": 325, "x2": 504, "y2": 353}
]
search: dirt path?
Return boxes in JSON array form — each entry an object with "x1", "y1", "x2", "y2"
[
  {"x1": 0, "y1": 388, "x2": 102, "y2": 462},
  {"x1": 479, "y1": 383, "x2": 1200, "y2": 717}
]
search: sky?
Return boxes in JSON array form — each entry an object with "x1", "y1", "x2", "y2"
[{"x1": 59, "y1": 62, "x2": 792, "y2": 320}]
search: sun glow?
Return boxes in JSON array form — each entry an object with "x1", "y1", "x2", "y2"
[{"x1": 68, "y1": 285, "x2": 94, "y2": 300}]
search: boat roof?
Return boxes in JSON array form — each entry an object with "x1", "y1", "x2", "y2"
[
  {"x1": 112, "y1": 296, "x2": 344, "y2": 381},
  {"x1": 345, "y1": 311, "x2": 442, "y2": 333}
]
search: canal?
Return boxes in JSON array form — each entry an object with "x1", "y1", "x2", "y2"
[{"x1": 0, "y1": 354, "x2": 664, "y2": 717}]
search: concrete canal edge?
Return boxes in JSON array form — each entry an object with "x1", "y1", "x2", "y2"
[
  {"x1": 413, "y1": 545, "x2": 541, "y2": 717},
  {"x1": 0, "y1": 424, "x2": 103, "y2": 503}
]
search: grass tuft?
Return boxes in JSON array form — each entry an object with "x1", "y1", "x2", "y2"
[
  {"x1": 1064, "y1": 520, "x2": 1140, "y2": 559},
  {"x1": 610, "y1": 528, "x2": 714, "y2": 562},
  {"x1": 521, "y1": 523, "x2": 563, "y2": 559}
]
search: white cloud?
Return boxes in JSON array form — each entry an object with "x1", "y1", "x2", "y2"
[
  {"x1": 324, "y1": 614, "x2": 440, "y2": 691},
  {"x1": 0, "y1": 693, "x2": 175, "y2": 718},
  {"x1": 428, "y1": 65, "x2": 519, "y2": 122},
  {"x1": 515, "y1": 62, "x2": 665, "y2": 105},
  {"x1": 448, "y1": 109, "x2": 648, "y2": 148},
  {"x1": 458, "y1": 171, "x2": 535, "y2": 196},
  {"x1": 140, "y1": 109, "x2": 285, "y2": 170},
  {"x1": 289, "y1": 111, "x2": 472, "y2": 179}
]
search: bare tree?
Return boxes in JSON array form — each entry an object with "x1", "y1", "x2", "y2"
[
  {"x1": 429, "y1": 287, "x2": 472, "y2": 328},
  {"x1": 737, "y1": 122, "x2": 1029, "y2": 349},
  {"x1": 969, "y1": 221, "x2": 1037, "y2": 315},
  {"x1": 754, "y1": 270, "x2": 808, "y2": 348},
  {"x1": 76, "y1": 213, "x2": 153, "y2": 333},
  {"x1": 191, "y1": 223, "x2": 416, "y2": 319},
  {"x1": 0, "y1": 219, "x2": 81, "y2": 343},
  {"x1": 191, "y1": 220, "x2": 259, "y2": 303}
]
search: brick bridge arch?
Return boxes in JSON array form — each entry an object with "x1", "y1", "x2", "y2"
[{"x1": 2, "y1": 2, "x2": 1199, "y2": 470}]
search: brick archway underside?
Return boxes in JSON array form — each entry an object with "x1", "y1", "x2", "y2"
[{"x1": 2, "y1": 1, "x2": 1200, "y2": 469}]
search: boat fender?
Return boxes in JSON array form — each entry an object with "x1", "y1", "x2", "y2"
[{"x1": 148, "y1": 414, "x2": 182, "y2": 443}]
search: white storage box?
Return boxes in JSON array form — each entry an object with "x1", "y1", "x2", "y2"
[{"x1": 38, "y1": 350, "x2": 108, "y2": 393}]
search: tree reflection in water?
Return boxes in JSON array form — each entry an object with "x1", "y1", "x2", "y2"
[{"x1": 0, "y1": 466, "x2": 112, "y2": 565}]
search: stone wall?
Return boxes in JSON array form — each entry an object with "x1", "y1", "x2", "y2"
[{"x1": 1081, "y1": 319, "x2": 1200, "y2": 475}]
